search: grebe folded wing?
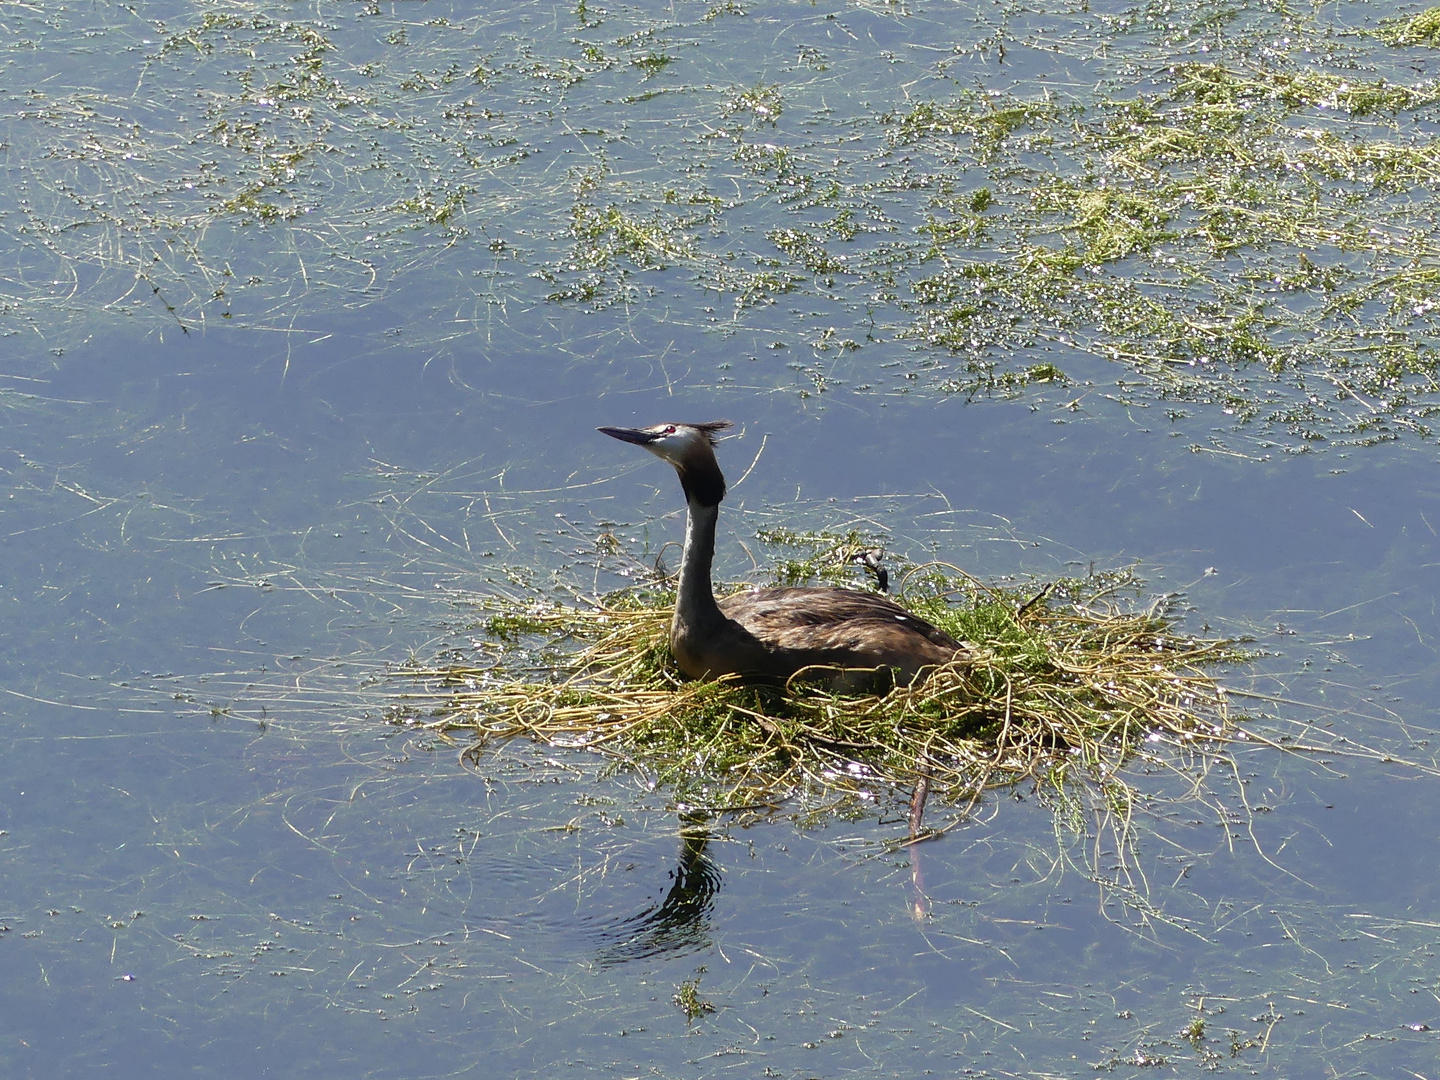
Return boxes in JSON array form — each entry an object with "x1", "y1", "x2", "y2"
[{"x1": 720, "y1": 586, "x2": 963, "y2": 677}]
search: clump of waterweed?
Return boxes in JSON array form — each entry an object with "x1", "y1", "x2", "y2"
[{"x1": 1377, "y1": 6, "x2": 1440, "y2": 47}]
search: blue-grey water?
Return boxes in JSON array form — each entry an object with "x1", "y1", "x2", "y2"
[{"x1": 4, "y1": 2, "x2": 1440, "y2": 1077}]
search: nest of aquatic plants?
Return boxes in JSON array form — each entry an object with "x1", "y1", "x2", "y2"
[{"x1": 401, "y1": 563, "x2": 1242, "y2": 816}]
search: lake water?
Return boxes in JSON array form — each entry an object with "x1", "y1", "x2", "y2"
[{"x1": 4, "y1": 1, "x2": 1440, "y2": 1076}]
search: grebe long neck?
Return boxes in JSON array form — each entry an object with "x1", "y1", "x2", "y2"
[
  {"x1": 676, "y1": 497, "x2": 724, "y2": 631},
  {"x1": 593, "y1": 419, "x2": 732, "y2": 642}
]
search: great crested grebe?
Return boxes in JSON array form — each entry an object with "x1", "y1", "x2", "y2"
[{"x1": 598, "y1": 420, "x2": 967, "y2": 687}]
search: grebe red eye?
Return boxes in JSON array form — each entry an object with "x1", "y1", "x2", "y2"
[{"x1": 662, "y1": 425, "x2": 676, "y2": 434}]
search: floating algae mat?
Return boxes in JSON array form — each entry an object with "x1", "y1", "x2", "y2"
[
  {"x1": 9, "y1": 3, "x2": 1440, "y2": 449},
  {"x1": 403, "y1": 542, "x2": 1242, "y2": 820}
]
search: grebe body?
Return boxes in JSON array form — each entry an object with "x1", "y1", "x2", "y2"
[{"x1": 599, "y1": 420, "x2": 965, "y2": 687}]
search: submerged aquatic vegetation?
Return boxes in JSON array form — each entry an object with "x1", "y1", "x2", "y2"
[
  {"x1": 404, "y1": 552, "x2": 1240, "y2": 825},
  {"x1": 672, "y1": 977, "x2": 715, "y2": 1023},
  {"x1": 1376, "y1": 6, "x2": 1440, "y2": 47},
  {"x1": 6, "y1": 1, "x2": 1440, "y2": 448}
]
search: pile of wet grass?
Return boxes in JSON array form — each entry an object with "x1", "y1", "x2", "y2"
[{"x1": 401, "y1": 551, "x2": 1241, "y2": 821}]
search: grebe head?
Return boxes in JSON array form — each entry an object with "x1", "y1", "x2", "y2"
[{"x1": 599, "y1": 420, "x2": 732, "y2": 505}]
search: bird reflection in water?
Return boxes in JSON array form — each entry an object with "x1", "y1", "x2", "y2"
[{"x1": 592, "y1": 812, "x2": 722, "y2": 966}]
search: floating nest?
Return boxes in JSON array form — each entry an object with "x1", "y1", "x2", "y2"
[{"x1": 400, "y1": 558, "x2": 1244, "y2": 823}]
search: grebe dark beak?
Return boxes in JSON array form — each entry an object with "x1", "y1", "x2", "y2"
[{"x1": 598, "y1": 425, "x2": 660, "y2": 446}]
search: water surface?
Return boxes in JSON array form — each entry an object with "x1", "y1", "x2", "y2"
[{"x1": 3, "y1": 2, "x2": 1440, "y2": 1077}]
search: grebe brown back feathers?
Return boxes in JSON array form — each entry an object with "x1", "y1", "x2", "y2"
[{"x1": 598, "y1": 420, "x2": 966, "y2": 686}]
